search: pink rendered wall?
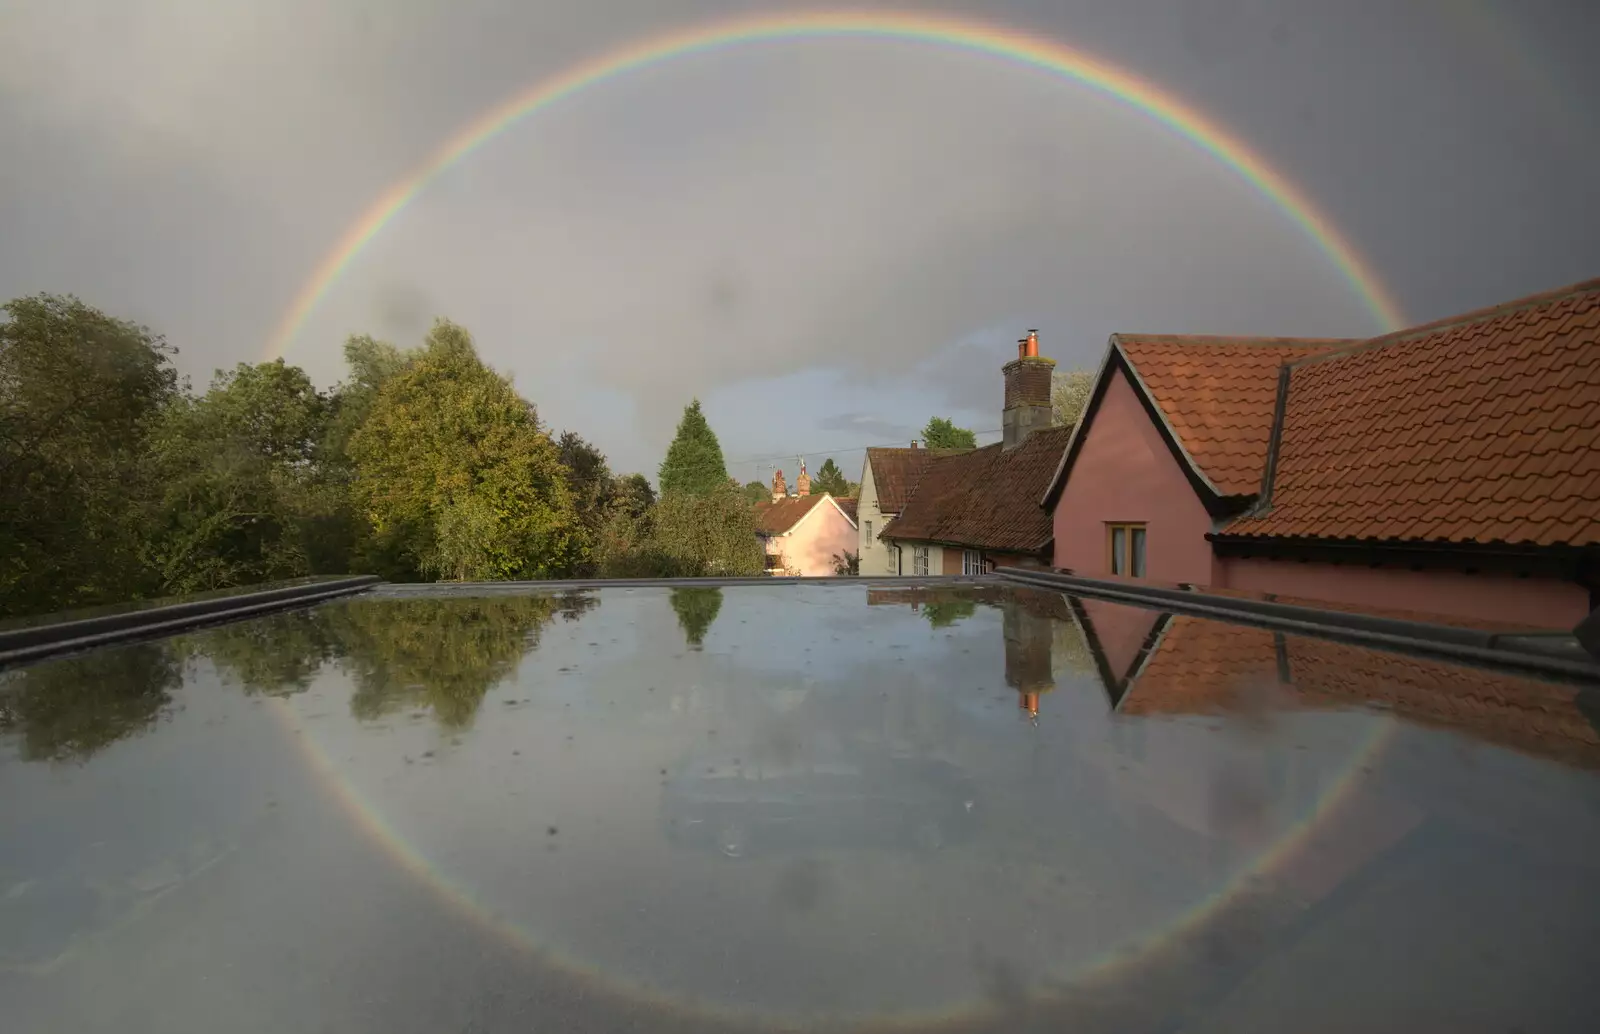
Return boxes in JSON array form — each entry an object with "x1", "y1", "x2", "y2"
[
  {"x1": 1053, "y1": 366, "x2": 1220, "y2": 585},
  {"x1": 771, "y1": 500, "x2": 858, "y2": 577},
  {"x1": 1220, "y1": 557, "x2": 1591, "y2": 630}
]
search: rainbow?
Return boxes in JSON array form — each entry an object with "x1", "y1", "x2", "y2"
[{"x1": 265, "y1": 8, "x2": 1406, "y2": 361}]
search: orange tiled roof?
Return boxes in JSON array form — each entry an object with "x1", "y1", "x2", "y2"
[
  {"x1": 879, "y1": 427, "x2": 1073, "y2": 554},
  {"x1": 1115, "y1": 335, "x2": 1354, "y2": 496},
  {"x1": 835, "y1": 497, "x2": 858, "y2": 524},
  {"x1": 753, "y1": 494, "x2": 830, "y2": 535},
  {"x1": 866, "y1": 447, "x2": 950, "y2": 513},
  {"x1": 1224, "y1": 278, "x2": 1600, "y2": 546}
]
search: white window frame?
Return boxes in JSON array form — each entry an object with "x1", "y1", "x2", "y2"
[
  {"x1": 912, "y1": 546, "x2": 930, "y2": 576},
  {"x1": 961, "y1": 549, "x2": 983, "y2": 575}
]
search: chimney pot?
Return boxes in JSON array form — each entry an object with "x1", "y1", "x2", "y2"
[
  {"x1": 1026, "y1": 329, "x2": 1039, "y2": 357},
  {"x1": 910, "y1": 440, "x2": 918, "y2": 449}
]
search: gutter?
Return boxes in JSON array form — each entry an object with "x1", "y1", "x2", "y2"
[
  {"x1": 995, "y1": 567, "x2": 1600, "y2": 685},
  {"x1": 0, "y1": 576, "x2": 382, "y2": 668}
]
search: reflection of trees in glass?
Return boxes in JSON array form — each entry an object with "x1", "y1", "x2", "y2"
[
  {"x1": 0, "y1": 643, "x2": 182, "y2": 761},
  {"x1": 328, "y1": 595, "x2": 560, "y2": 728},
  {"x1": 176, "y1": 607, "x2": 337, "y2": 697},
  {"x1": 923, "y1": 598, "x2": 977, "y2": 629},
  {"x1": 670, "y1": 588, "x2": 723, "y2": 649}
]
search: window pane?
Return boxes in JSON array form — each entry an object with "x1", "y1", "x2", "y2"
[
  {"x1": 1111, "y1": 527, "x2": 1126, "y2": 574},
  {"x1": 1132, "y1": 527, "x2": 1147, "y2": 577}
]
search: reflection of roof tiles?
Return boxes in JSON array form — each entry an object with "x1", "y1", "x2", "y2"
[
  {"x1": 1116, "y1": 616, "x2": 1282, "y2": 715},
  {"x1": 1116, "y1": 336, "x2": 1352, "y2": 495},
  {"x1": 1086, "y1": 608, "x2": 1600, "y2": 766},
  {"x1": 1225, "y1": 278, "x2": 1600, "y2": 546},
  {"x1": 753, "y1": 495, "x2": 830, "y2": 535},
  {"x1": 866, "y1": 447, "x2": 951, "y2": 513},
  {"x1": 1289, "y1": 638, "x2": 1600, "y2": 762},
  {"x1": 880, "y1": 427, "x2": 1073, "y2": 553}
]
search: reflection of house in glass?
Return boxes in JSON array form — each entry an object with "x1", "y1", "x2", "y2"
[
  {"x1": 866, "y1": 585, "x2": 1084, "y2": 721},
  {"x1": 1072, "y1": 599, "x2": 1600, "y2": 766}
]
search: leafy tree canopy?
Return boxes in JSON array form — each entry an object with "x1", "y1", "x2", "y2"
[
  {"x1": 657, "y1": 399, "x2": 730, "y2": 497},
  {"x1": 921, "y1": 417, "x2": 977, "y2": 450},
  {"x1": 348, "y1": 320, "x2": 583, "y2": 582},
  {"x1": 0, "y1": 294, "x2": 180, "y2": 616},
  {"x1": 1052, "y1": 369, "x2": 1095, "y2": 429},
  {"x1": 811, "y1": 458, "x2": 852, "y2": 496}
]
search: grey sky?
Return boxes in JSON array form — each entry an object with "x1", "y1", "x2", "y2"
[{"x1": 2, "y1": 0, "x2": 1596, "y2": 485}]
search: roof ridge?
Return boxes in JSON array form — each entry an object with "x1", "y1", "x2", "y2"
[
  {"x1": 1288, "y1": 276, "x2": 1600, "y2": 370},
  {"x1": 1111, "y1": 333, "x2": 1358, "y2": 349}
]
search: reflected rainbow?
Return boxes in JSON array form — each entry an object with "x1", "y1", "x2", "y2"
[{"x1": 264, "y1": 8, "x2": 1405, "y2": 361}]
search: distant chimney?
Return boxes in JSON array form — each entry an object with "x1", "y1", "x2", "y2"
[
  {"x1": 796, "y1": 459, "x2": 810, "y2": 497},
  {"x1": 910, "y1": 440, "x2": 919, "y2": 449},
  {"x1": 1002, "y1": 328, "x2": 1055, "y2": 450},
  {"x1": 771, "y1": 468, "x2": 788, "y2": 501}
]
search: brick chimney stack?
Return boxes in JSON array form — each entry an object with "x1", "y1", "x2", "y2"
[
  {"x1": 771, "y1": 469, "x2": 788, "y2": 501},
  {"x1": 796, "y1": 459, "x2": 810, "y2": 497},
  {"x1": 1002, "y1": 328, "x2": 1055, "y2": 450}
]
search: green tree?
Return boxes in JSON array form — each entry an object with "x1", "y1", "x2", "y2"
[
  {"x1": 348, "y1": 320, "x2": 583, "y2": 581},
  {"x1": 742, "y1": 480, "x2": 770, "y2": 505},
  {"x1": 811, "y1": 458, "x2": 852, "y2": 496},
  {"x1": 650, "y1": 486, "x2": 766, "y2": 577},
  {"x1": 613, "y1": 473, "x2": 656, "y2": 519},
  {"x1": 143, "y1": 360, "x2": 335, "y2": 593},
  {"x1": 1052, "y1": 369, "x2": 1095, "y2": 428},
  {"x1": 657, "y1": 399, "x2": 730, "y2": 497},
  {"x1": 555, "y1": 430, "x2": 619, "y2": 575},
  {"x1": 669, "y1": 588, "x2": 724, "y2": 649},
  {"x1": 0, "y1": 294, "x2": 180, "y2": 617},
  {"x1": 921, "y1": 417, "x2": 977, "y2": 450}
]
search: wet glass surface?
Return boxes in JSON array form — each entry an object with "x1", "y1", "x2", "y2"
[{"x1": 2, "y1": 583, "x2": 1598, "y2": 1033}]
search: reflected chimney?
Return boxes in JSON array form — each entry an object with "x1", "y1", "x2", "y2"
[{"x1": 1003, "y1": 597, "x2": 1054, "y2": 718}]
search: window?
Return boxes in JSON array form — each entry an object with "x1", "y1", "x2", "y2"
[
  {"x1": 864, "y1": 520, "x2": 872, "y2": 543},
  {"x1": 1107, "y1": 523, "x2": 1147, "y2": 577},
  {"x1": 962, "y1": 549, "x2": 983, "y2": 575},
  {"x1": 912, "y1": 546, "x2": 930, "y2": 576}
]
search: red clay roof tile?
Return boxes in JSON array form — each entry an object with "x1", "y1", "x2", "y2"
[
  {"x1": 1113, "y1": 335, "x2": 1354, "y2": 496},
  {"x1": 1224, "y1": 278, "x2": 1600, "y2": 547}
]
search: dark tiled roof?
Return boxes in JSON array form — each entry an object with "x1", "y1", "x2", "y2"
[
  {"x1": 753, "y1": 494, "x2": 830, "y2": 535},
  {"x1": 835, "y1": 497, "x2": 858, "y2": 524},
  {"x1": 1116, "y1": 335, "x2": 1353, "y2": 495},
  {"x1": 880, "y1": 427, "x2": 1073, "y2": 553},
  {"x1": 1224, "y1": 278, "x2": 1600, "y2": 547},
  {"x1": 866, "y1": 447, "x2": 945, "y2": 513}
]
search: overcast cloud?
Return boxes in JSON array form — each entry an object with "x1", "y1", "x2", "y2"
[{"x1": 2, "y1": 0, "x2": 1596, "y2": 483}]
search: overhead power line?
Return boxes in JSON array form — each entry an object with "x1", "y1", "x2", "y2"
[{"x1": 725, "y1": 429, "x2": 1003, "y2": 467}]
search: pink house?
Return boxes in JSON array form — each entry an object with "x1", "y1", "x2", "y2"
[
  {"x1": 755, "y1": 466, "x2": 858, "y2": 577},
  {"x1": 1042, "y1": 278, "x2": 1600, "y2": 630}
]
